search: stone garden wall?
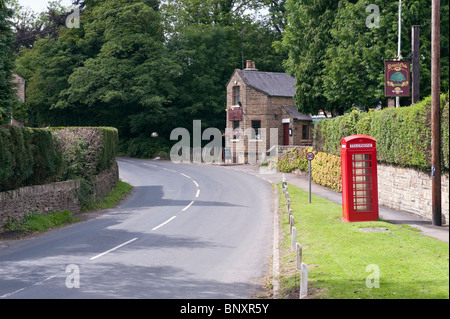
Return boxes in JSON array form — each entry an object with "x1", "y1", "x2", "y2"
[
  {"x1": 377, "y1": 164, "x2": 449, "y2": 224},
  {"x1": 0, "y1": 161, "x2": 118, "y2": 229}
]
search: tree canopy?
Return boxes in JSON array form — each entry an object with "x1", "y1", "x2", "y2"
[
  {"x1": 13, "y1": 0, "x2": 286, "y2": 156},
  {"x1": 1, "y1": 0, "x2": 15, "y2": 123},
  {"x1": 6, "y1": 0, "x2": 449, "y2": 158},
  {"x1": 278, "y1": 0, "x2": 449, "y2": 115}
]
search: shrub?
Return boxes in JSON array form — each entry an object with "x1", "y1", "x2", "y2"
[
  {"x1": 313, "y1": 92, "x2": 449, "y2": 172},
  {"x1": 311, "y1": 151, "x2": 342, "y2": 192},
  {"x1": 0, "y1": 125, "x2": 62, "y2": 191},
  {"x1": 0, "y1": 126, "x2": 118, "y2": 192},
  {"x1": 0, "y1": 125, "x2": 33, "y2": 190},
  {"x1": 52, "y1": 127, "x2": 118, "y2": 179},
  {"x1": 277, "y1": 147, "x2": 311, "y2": 173},
  {"x1": 29, "y1": 128, "x2": 63, "y2": 186},
  {"x1": 126, "y1": 135, "x2": 170, "y2": 159},
  {"x1": 277, "y1": 146, "x2": 342, "y2": 192}
]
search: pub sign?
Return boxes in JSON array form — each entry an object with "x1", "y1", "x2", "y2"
[{"x1": 385, "y1": 61, "x2": 410, "y2": 97}]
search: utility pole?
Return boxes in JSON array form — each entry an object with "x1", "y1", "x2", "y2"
[
  {"x1": 411, "y1": 26, "x2": 420, "y2": 104},
  {"x1": 240, "y1": 30, "x2": 244, "y2": 70},
  {"x1": 431, "y1": 0, "x2": 441, "y2": 226},
  {"x1": 396, "y1": 0, "x2": 402, "y2": 108}
]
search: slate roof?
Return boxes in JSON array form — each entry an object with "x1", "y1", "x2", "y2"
[
  {"x1": 237, "y1": 70, "x2": 296, "y2": 97},
  {"x1": 282, "y1": 105, "x2": 312, "y2": 121}
]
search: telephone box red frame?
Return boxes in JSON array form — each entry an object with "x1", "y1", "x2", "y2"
[{"x1": 341, "y1": 135, "x2": 379, "y2": 222}]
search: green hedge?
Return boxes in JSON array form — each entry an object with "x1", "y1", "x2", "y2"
[
  {"x1": 0, "y1": 126, "x2": 118, "y2": 192},
  {"x1": 313, "y1": 93, "x2": 449, "y2": 172},
  {"x1": 277, "y1": 147, "x2": 342, "y2": 192},
  {"x1": 0, "y1": 126, "x2": 61, "y2": 191}
]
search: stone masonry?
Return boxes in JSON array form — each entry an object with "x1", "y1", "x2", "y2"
[
  {"x1": 377, "y1": 164, "x2": 449, "y2": 223},
  {"x1": 0, "y1": 162, "x2": 119, "y2": 229}
]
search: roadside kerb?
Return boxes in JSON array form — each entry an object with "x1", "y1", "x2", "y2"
[{"x1": 282, "y1": 181, "x2": 308, "y2": 299}]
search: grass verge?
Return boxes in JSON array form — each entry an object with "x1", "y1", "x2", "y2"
[
  {"x1": 4, "y1": 210, "x2": 78, "y2": 234},
  {"x1": 1, "y1": 179, "x2": 132, "y2": 237},
  {"x1": 82, "y1": 179, "x2": 133, "y2": 212},
  {"x1": 277, "y1": 183, "x2": 449, "y2": 299}
]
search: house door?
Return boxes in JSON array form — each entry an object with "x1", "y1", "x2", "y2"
[{"x1": 283, "y1": 123, "x2": 289, "y2": 145}]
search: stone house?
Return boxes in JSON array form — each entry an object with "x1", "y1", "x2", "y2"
[{"x1": 225, "y1": 60, "x2": 312, "y2": 163}]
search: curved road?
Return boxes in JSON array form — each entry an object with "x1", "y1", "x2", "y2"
[{"x1": 0, "y1": 158, "x2": 274, "y2": 299}]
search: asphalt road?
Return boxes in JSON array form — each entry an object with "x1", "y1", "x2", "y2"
[{"x1": 0, "y1": 158, "x2": 274, "y2": 299}]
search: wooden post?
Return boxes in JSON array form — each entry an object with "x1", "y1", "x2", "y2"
[
  {"x1": 411, "y1": 25, "x2": 420, "y2": 104},
  {"x1": 431, "y1": 0, "x2": 441, "y2": 226}
]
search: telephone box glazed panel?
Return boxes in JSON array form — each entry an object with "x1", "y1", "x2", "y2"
[{"x1": 341, "y1": 135, "x2": 379, "y2": 222}]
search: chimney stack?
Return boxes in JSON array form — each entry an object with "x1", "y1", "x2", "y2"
[{"x1": 245, "y1": 60, "x2": 258, "y2": 71}]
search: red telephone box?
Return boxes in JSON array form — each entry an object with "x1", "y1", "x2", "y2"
[{"x1": 341, "y1": 135, "x2": 379, "y2": 222}]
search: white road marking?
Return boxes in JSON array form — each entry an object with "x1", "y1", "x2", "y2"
[
  {"x1": 163, "y1": 168, "x2": 177, "y2": 173},
  {"x1": 192, "y1": 180, "x2": 199, "y2": 187},
  {"x1": 182, "y1": 201, "x2": 195, "y2": 212},
  {"x1": 195, "y1": 189, "x2": 200, "y2": 198},
  {"x1": 143, "y1": 163, "x2": 157, "y2": 168},
  {"x1": 0, "y1": 274, "x2": 58, "y2": 298},
  {"x1": 180, "y1": 173, "x2": 191, "y2": 179},
  {"x1": 152, "y1": 216, "x2": 177, "y2": 231},
  {"x1": 90, "y1": 238, "x2": 138, "y2": 260},
  {"x1": 0, "y1": 287, "x2": 26, "y2": 299}
]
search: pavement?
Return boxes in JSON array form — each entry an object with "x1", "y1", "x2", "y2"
[{"x1": 223, "y1": 164, "x2": 449, "y2": 244}]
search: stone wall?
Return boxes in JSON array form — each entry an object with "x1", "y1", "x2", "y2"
[
  {"x1": 377, "y1": 164, "x2": 449, "y2": 223},
  {"x1": 0, "y1": 162, "x2": 119, "y2": 229}
]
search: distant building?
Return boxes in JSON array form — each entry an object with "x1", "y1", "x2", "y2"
[
  {"x1": 225, "y1": 60, "x2": 312, "y2": 163},
  {"x1": 11, "y1": 72, "x2": 25, "y2": 127}
]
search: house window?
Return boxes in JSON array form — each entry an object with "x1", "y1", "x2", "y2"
[
  {"x1": 251, "y1": 120, "x2": 261, "y2": 139},
  {"x1": 302, "y1": 125, "x2": 310, "y2": 140},
  {"x1": 233, "y1": 86, "x2": 240, "y2": 105}
]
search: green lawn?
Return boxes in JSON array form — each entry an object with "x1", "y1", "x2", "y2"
[{"x1": 277, "y1": 183, "x2": 449, "y2": 299}]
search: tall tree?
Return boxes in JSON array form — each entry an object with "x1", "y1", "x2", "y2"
[
  {"x1": 276, "y1": 0, "x2": 340, "y2": 115},
  {"x1": 322, "y1": 0, "x2": 449, "y2": 110},
  {"x1": 0, "y1": 0, "x2": 15, "y2": 123},
  {"x1": 279, "y1": 0, "x2": 449, "y2": 115}
]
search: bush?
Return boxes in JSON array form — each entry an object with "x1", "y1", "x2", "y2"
[
  {"x1": 125, "y1": 135, "x2": 170, "y2": 159},
  {"x1": 0, "y1": 126, "x2": 118, "y2": 192},
  {"x1": 311, "y1": 152, "x2": 342, "y2": 192},
  {"x1": 277, "y1": 147, "x2": 311, "y2": 173},
  {"x1": 0, "y1": 125, "x2": 62, "y2": 191},
  {"x1": 0, "y1": 125, "x2": 33, "y2": 190},
  {"x1": 277, "y1": 146, "x2": 342, "y2": 192},
  {"x1": 313, "y1": 92, "x2": 449, "y2": 172},
  {"x1": 29, "y1": 128, "x2": 63, "y2": 186}
]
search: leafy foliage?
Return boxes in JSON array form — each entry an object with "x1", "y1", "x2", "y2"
[
  {"x1": 13, "y1": 0, "x2": 286, "y2": 157},
  {"x1": 0, "y1": 3, "x2": 15, "y2": 123},
  {"x1": 277, "y1": 146, "x2": 342, "y2": 192},
  {"x1": 0, "y1": 125, "x2": 118, "y2": 192},
  {"x1": 313, "y1": 92, "x2": 449, "y2": 172},
  {"x1": 279, "y1": 0, "x2": 449, "y2": 115}
]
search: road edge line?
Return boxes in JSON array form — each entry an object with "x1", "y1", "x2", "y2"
[{"x1": 272, "y1": 184, "x2": 280, "y2": 299}]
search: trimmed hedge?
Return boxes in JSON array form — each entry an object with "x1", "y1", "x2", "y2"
[
  {"x1": 277, "y1": 147, "x2": 342, "y2": 192},
  {"x1": 0, "y1": 126, "x2": 118, "y2": 192},
  {"x1": 0, "y1": 126, "x2": 61, "y2": 191},
  {"x1": 313, "y1": 93, "x2": 449, "y2": 172}
]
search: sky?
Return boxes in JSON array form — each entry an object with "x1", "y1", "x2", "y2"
[{"x1": 17, "y1": 0, "x2": 74, "y2": 13}]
